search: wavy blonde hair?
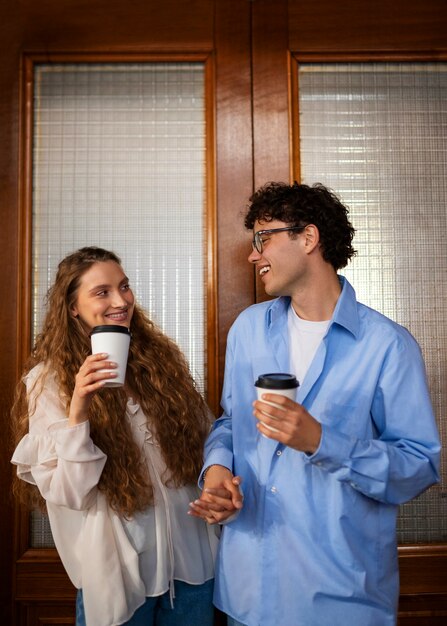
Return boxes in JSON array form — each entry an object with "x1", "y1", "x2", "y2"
[{"x1": 11, "y1": 247, "x2": 211, "y2": 516}]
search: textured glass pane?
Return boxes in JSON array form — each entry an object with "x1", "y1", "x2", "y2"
[
  {"x1": 31, "y1": 62, "x2": 206, "y2": 547},
  {"x1": 29, "y1": 510, "x2": 55, "y2": 548},
  {"x1": 298, "y1": 63, "x2": 447, "y2": 543}
]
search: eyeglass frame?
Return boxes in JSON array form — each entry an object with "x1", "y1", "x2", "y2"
[{"x1": 251, "y1": 226, "x2": 306, "y2": 254}]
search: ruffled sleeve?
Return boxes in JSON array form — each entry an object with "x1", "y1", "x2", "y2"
[{"x1": 11, "y1": 364, "x2": 107, "y2": 510}]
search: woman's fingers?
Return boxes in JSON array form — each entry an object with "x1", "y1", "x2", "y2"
[
  {"x1": 75, "y1": 355, "x2": 118, "y2": 393},
  {"x1": 69, "y1": 355, "x2": 118, "y2": 424}
]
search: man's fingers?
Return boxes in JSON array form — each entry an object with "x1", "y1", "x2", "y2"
[{"x1": 222, "y1": 477, "x2": 244, "y2": 508}]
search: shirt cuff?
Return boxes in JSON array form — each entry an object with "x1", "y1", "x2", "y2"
[
  {"x1": 49, "y1": 419, "x2": 107, "y2": 463},
  {"x1": 199, "y1": 449, "x2": 234, "y2": 487},
  {"x1": 305, "y1": 424, "x2": 356, "y2": 472}
]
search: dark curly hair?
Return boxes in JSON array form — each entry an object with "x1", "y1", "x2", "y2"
[{"x1": 244, "y1": 181, "x2": 356, "y2": 270}]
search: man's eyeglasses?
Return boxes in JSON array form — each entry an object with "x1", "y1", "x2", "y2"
[{"x1": 252, "y1": 226, "x2": 305, "y2": 254}]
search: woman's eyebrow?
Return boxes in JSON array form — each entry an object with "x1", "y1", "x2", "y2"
[{"x1": 88, "y1": 283, "x2": 111, "y2": 294}]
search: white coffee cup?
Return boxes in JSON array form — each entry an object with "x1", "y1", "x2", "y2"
[
  {"x1": 90, "y1": 325, "x2": 131, "y2": 387},
  {"x1": 255, "y1": 373, "x2": 299, "y2": 434}
]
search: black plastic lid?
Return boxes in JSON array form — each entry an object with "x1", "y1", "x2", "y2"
[
  {"x1": 255, "y1": 373, "x2": 299, "y2": 389},
  {"x1": 90, "y1": 325, "x2": 131, "y2": 336}
]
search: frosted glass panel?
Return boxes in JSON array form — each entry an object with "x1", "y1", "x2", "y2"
[
  {"x1": 298, "y1": 63, "x2": 447, "y2": 543},
  {"x1": 31, "y1": 62, "x2": 206, "y2": 547},
  {"x1": 33, "y1": 62, "x2": 205, "y2": 380}
]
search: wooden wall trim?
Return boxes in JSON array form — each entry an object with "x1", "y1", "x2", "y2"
[
  {"x1": 204, "y1": 53, "x2": 219, "y2": 413},
  {"x1": 21, "y1": 51, "x2": 213, "y2": 62},
  {"x1": 291, "y1": 50, "x2": 447, "y2": 62},
  {"x1": 16, "y1": 56, "x2": 34, "y2": 376}
]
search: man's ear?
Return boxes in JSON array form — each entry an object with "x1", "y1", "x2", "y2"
[{"x1": 303, "y1": 224, "x2": 320, "y2": 254}]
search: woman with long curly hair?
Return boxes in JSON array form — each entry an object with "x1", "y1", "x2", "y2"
[{"x1": 11, "y1": 246, "x2": 218, "y2": 626}]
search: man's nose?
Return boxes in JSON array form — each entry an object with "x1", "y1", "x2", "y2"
[{"x1": 248, "y1": 247, "x2": 261, "y2": 264}]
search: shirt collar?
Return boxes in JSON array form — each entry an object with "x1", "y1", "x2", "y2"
[
  {"x1": 266, "y1": 275, "x2": 359, "y2": 339},
  {"x1": 331, "y1": 276, "x2": 360, "y2": 338},
  {"x1": 266, "y1": 295, "x2": 290, "y2": 327}
]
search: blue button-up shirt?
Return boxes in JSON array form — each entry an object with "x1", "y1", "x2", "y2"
[{"x1": 204, "y1": 277, "x2": 440, "y2": 626}]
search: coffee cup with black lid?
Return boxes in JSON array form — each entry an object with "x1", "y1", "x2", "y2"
[
  {"x1": 254, "y1": 373, "x2": 299, "y2": 434},
  {"x1": 90, "y1": 325, "x2": 131, "y2": 387}
]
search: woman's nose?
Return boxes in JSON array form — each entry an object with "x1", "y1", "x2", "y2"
[{"x1": 111, "y1": 290, "x2": 128, "y2": 307}]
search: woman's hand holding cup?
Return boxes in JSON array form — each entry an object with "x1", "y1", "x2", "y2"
[{"x1": 68, "y1": 353, "x2": 117, "y2": 425}]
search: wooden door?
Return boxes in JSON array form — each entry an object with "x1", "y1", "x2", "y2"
[
  {"x1": 250, "y1": 1, "x2": 447, "y2": 623},
  {"x1": 0, "y1": 1, "x2": 254, "y2": 624}
]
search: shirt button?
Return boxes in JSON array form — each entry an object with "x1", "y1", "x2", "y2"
[
  {"x1": 276, "y1": 450, "x2": 282, "y2": 456},
  {"x1": 270, "y1": 486, "x2": 277, "y2": 493}
]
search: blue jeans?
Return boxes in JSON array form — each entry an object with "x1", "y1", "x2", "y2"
[
  {"x1": 226, "y1": 618, "x2": 246, "y2": 626},
  {"x1": 76, "y1": 579, "x2": 214, "y2": 626}
]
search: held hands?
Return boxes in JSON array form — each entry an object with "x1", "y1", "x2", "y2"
[
  {"x1": 188, "y1": 465, "x2": 243, "y2": 525},
  {"x1": 68, "y1": 353, "x2": 117, "y2": 426},
  {"x1": 254, "y1": 394, "x2": 322, "y2": 455}
]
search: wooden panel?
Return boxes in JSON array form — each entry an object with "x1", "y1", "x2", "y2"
[
  {"x1": 399, "y1": 545, "x2": 447, "y2": 595},
  {"x1": 214, "y1": 0, "x2": 255, "y2": 391},
  {"x1": 16, "y1": 550, "x2": 76, "y2": 601},
  {"x1": 288, "y1": 0, "x2": 447, "y2": 52},
  {"x1": 17, "y1": 603, "x2": 75, "y2": 626},
  {"x1": 0, "y1": 4, "x2": 21, "y2": 625},
  {"x1": 252, "y1": 0, "x2": 290, "y2": 187},
  {"x1": 398, "y1": 545, "x2": 447, "y2": 622},
  {"x1": 251, "y1": 0, "x2": 290, "y2": 303},
  {"x1": 19, "y1": 0, "x2": 213, "y2": 51},
  {"x1": 398, "y1": 596, "x2": 447, "y2": 625}
]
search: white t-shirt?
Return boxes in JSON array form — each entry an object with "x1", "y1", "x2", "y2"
[{"x1": 288, "y1": 304, "x2": 330, "y2": 386}]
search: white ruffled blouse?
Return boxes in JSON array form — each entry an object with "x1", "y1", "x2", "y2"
[{"x1": 11, "y1": 364, "x2": 218, "y2": 626}]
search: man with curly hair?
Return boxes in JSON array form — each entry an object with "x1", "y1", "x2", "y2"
[{"x1": 189, "y1": 181, "x2": 440, "y2": 626}]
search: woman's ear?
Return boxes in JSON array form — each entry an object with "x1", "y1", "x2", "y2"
[
  {"x1": 303, "y1": 224, "x2": 320, "y2": 254},
  {"x1": 70, "y1": 305, "x2": 79, "y2": 319}
]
